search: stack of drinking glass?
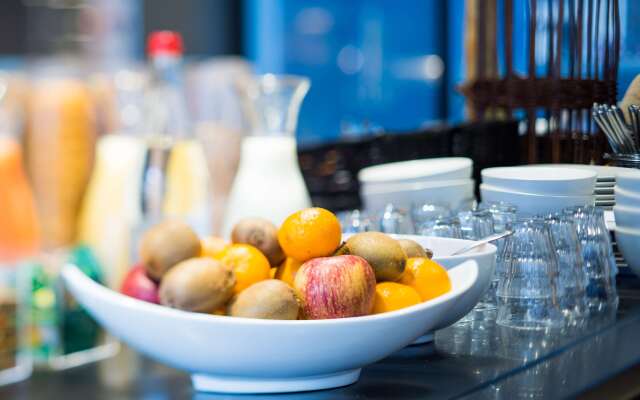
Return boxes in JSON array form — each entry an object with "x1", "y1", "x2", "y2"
[{"x1": 339, "y1": 201, "x2": 619, "y2": 330}]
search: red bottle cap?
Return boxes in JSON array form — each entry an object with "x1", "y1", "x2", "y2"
[{"x1": 147, "y1": 31, "x2": 184, "y2": 56}]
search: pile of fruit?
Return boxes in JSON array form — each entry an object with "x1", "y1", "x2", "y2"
[{"x1": 121, "y1": 207, "x2": 451, "y2": 320}]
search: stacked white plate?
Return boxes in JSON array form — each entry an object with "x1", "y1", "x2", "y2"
[
  {"x1": 613, "y1": 169, "x2": 640, "y2": 277},
  {"x1": 480, "y1": 166, "x2": 596, "y2": 216},
  {"x1": 358, "y1": 157, "x2": 474, "y2": 212}
]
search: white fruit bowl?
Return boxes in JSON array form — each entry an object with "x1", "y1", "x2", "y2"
[{"x1": 62, "y1": 257, "x2": 479, "y2": 394}]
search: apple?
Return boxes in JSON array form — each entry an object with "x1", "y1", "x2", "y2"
[
  {"x1": 294, "y1": 255, "x2": 376, "y2": 319},
  {"x1": 121, "y1": 265, "x2": 160, "y2": 304}
]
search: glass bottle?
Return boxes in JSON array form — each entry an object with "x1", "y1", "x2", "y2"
[
  {"x1": 138, "y1": 31, "x2": 212, "y2": 238},
  {"x1": 0, "y1": 83, "x2": 38, "y2": 385},
  {"x1": 222, "y1": 74, "x2": 311, "y2": 236}
]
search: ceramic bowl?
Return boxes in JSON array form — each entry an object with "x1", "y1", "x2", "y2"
[
  {"x1": 482, "y1": 166, "x2": 596, "y2": 196},
  {"x1": 616, "y1": 169, "x2": 640, "y2": 193},
  {"x1": 613, "y1": 205, "x2": 640, "y2": 230},
  {"x1": 62, "y1": 259, "x2": 479, "y2": 394},
  {"x1": 525, "y1": 164, "x2": 629, "y2": 182},
  {"x1": 615, "y1": 227, "x2": 640, "y2": 278},
  {"x1": 361, "y1": 179, "x2": 475, "y2": 212},
  {"x1": 389, "y1": 235, "x2": 497, "y2": 330},
  {"x1": 614, "y1": 186, "x2": 640, "y2": 209},
  {"x1": 480, "y1": 184, "x2": 594, "y2": 216},
  {"x1": 358, "y1": 157, "x2": 472, "y2": 187}
]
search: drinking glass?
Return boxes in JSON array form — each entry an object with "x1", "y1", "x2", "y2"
[
  {"x1": 415, "y1": 216, "x2": 462, "y2": 238},
  {"x1": 410, "y1": 203, "x2": 451, "y2": 232},
  {"x1": 545, "y1": 214, "x2": 589, "y2": 325},
  {"x1": 565, "y1": 206, "x2": 618, "y2": 315},
  {"x1": 457, "y1": 209, "x2": 495, "y2": 240},
  {"x1": 338, "y1": 210, "x2": 372, "y2": 233},
  {"x1": 496, "y1": 217, "x2": 564, "y2": 330},
  {"x1": 377, "y1": 204, "x2": 413, "y2": 234}
]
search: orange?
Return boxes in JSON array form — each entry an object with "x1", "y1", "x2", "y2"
[
  {"x1": 400, "y1": 257, "x2": 451, "y2": 301},
  {"x1": 277, "y1": 207, "x2": 342, "y2": 262},
  {"x1": 373, "y1": 282, "x2": 421, "y2": 314},
  {"x1": 275, "y1": 257, "x2": 302, "y2": 287},
  {"x1": 270, "y1": 267, "x2": 277, "y2": 279},
  {"x1": 201, "y1": 236, "x2": 230, "y2": 259},
  {"x1": 218, "y1": 244, "x2": 271, "y2": 294}
]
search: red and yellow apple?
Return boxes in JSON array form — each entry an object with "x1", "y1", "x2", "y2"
[
  {"x1": 294, "y1": 255, "x2": 376, "y2": 319},
  {"x1": 121, "y1": 264, "x2": 160, "y2": 304}
]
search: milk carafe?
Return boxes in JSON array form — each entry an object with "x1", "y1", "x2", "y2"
[{"x1": 222, "y1": 75, "x2": 311, "y2": 236}]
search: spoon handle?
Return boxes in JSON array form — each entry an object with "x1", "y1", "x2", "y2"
[{"x1": 450, "y1": 230, "x2": 513, "y2": 256}]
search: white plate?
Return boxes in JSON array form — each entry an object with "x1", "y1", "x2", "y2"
[
  {"x1": 482, "y1": 166, "x2": 596, "y2": 196},
  {"x1": 480, "y1": 184, "x2": 594, "y2": 216},
  {"x1": 358, "y1": 158, "x2": 472, "y2": 186},
  {"x1": 613, "y1": 205, "x2": 640, "y2": 230},
  {"x1": 62, "y1": 257, "x2": 480, "y2": 394},
  {"x1": 361, "y1": 179, "x2": 475, "y2": 212},
  {"x1": 615, "y1": 227, "x2": 640, "y2": 278}
]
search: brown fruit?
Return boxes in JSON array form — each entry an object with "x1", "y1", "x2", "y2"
[
  {"x1": 337, "y1": 232, "x2": 406, "y2": 282},
  {"x1": 231, "y1": 218, "x2": 285, "y2": 266},
  {"x1": 159, "y1": 257, "x2": 235, "y2": 313},
  {"x1": 397, "y1": 239, "x2": 432, "y2": 259},
  {"x1": 140, "y1": 220, "x2": 201, "y2": 281},
  {"x1": 228, "y1": 279, "x2": 299, "y2": 320}
]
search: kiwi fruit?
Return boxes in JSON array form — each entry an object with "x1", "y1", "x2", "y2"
[
  {"x1": 228, "y1": 279, "x2": 299, "y2": 320},
  {"x1": 140, "y1": 220, "x2": 201, "y2": 281},
  {"x1": 337, "y1": 232, "x2": 406, "y2": 282},
  {"x1": 159, "y1": 257, "x2": 235, "y2": 313},
  {"x1": 397, "y1": 239, "x2": 433, "y2": 259},
  {"x1": 231, "y1": 218, "x2": 285, "y2": 267}
]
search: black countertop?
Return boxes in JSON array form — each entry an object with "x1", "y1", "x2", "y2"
[{"x1": 4, "y1": 273, "x2": 640, "y2": 400}]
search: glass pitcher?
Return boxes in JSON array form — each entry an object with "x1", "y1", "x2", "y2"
[{"x1": 222, "y1": 74, "x2": 311, "y2": 236}]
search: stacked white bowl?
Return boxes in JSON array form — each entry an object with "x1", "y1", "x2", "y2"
[
  {"x1": 480, "y1": 166, "x2": 596, "y2": 216},
  {"x1": 358, "y1": 157, "x2": 474, "y2": 212},
  {"x1": 613, "y1": 169, "x2": 640, "y2": 277}
]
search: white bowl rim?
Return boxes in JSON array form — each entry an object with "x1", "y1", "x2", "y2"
[
  {"x1": 616, "y1": 169, "x2": 640, "y2": 181},
  {"x1": 482, "y1": 166, "x2": 596, "y2": 182},
  {"x1": 362, "y1": 179, "x2": 474, "y2": 195},
  {"x1": 62, "y1": 259, "x2": 477, "y2": 327},
  {"x1": 615, "y1": 186, "x2": 640, "y2": 200},
  {"x1": 480, "y1": 183, "x2": 594, "y2": 199},
  {"x1": 613, "y1": 205, "x2": 640, "y2": 214},
  {"x1": 616, "y1": 225, "x2": 640, "y2": 235},
  {"x1": 358, "y1": 157, "x2": 472, "y2": 183},
  {"x1": 522, "y1": 164, "x2": 626, "y2": 179}
]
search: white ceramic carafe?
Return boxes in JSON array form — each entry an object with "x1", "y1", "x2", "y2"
[{"x1": 222, "y1": 74, "x2": 311, "y2": 237}]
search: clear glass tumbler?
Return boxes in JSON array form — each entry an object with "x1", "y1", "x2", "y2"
[
  {"x1": 457, "y1": 209, "x2": 495, "y2": 241},
  {"x1": 338, "y1": 209, "x2": 372, "y2": 233},
  {"x1": 410, "y1": 202, "x2": 452, "y2": 233},
  {"x1": 565, "y1": 206, "x2": 618, "y2": 315},
  {"x1": 377, "y1": 204, "x2": 413, "y2": 234},
  {"x1": 415, "y1": 216, "x2": 462, "y2": 238},
  {"x1": 545, "y1": 214, "x2": 589, "y2": 325},
  {"x1": 496, "y1": 217, "x2": 564, "y2": 330}
]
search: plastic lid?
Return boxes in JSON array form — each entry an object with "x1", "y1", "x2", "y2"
[{"x1": 147, "y1": 31, "x2": 183, "y2": 56}]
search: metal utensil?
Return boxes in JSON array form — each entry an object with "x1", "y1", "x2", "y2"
[
  {"x1": 449, "y1": 230, "x2": 513, "y2": 256},
  {"x1": 628, "y1": 105, "x2": 640, "y2": 149}
]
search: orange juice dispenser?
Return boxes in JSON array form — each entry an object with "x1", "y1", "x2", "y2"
[
  {"x1": 0, "y1": 78, "x2": 39, "y2": 385},
  {"x1": 24, "y1": 69, "x2": 96, "y2": 250}
]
